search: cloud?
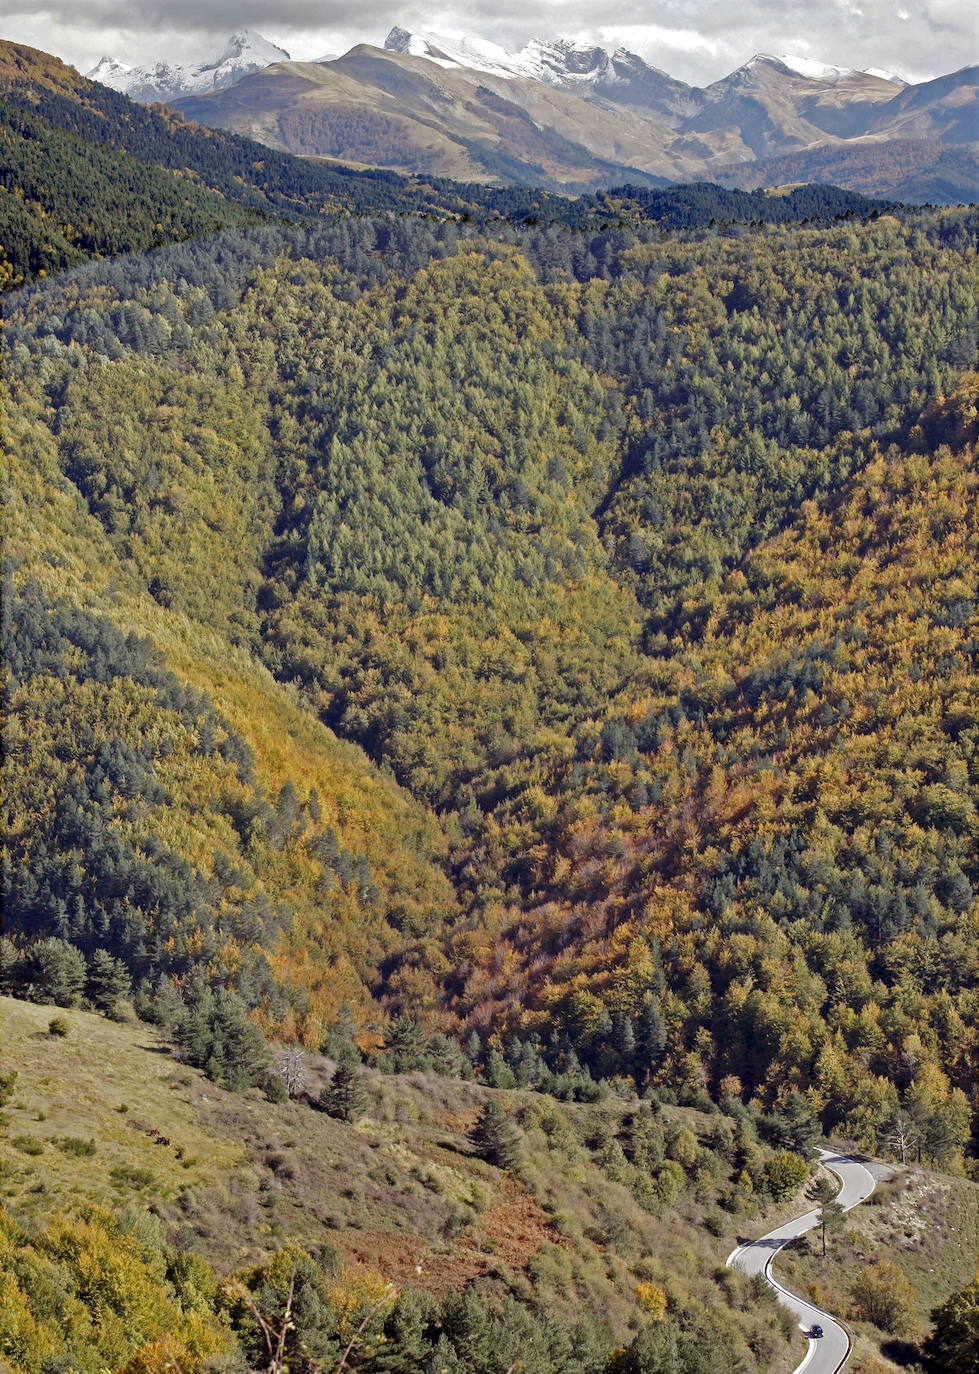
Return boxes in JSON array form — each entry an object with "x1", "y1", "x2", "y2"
[{"x1": 2, "y1": 0, "x2": 974, "y2": 85}]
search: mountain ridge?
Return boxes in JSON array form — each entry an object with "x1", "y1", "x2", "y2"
[{"x1": 134, "y1": 27, "x2": 976, "y2": 199}]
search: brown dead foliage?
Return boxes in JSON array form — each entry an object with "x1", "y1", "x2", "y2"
[{"x1": 338, "y1": 1176, "x2": 563, "y2": 1298}]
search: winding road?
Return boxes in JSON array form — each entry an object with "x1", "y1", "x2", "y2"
[{"x1": 726, "y1": 1149, "x2": 878, "y2": 1374}]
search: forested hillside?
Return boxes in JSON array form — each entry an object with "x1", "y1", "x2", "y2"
[
  {"x1": 1, "y1": 131, "x2": 977, "y2": 1368},
  {"x1": 0, "y1": 39, "x2": 899, "y2": 292},
  {"x1": 5, "y1": 205, "x2": 976, "y2": 1132}
]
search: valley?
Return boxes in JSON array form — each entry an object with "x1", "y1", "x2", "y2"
[{"x1": 0, "y1": 24, "x2": 976, "y2": 1373}]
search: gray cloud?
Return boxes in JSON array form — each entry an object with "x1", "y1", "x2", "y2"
[{"x1": 2, "y1": 0, "x2": 976, "y2": 85}]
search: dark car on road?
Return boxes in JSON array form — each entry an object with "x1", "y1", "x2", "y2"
[{"x1": 811, "y1": 1325, "x2": 824, "y2": 1339}]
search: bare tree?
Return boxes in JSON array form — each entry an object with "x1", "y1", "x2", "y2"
[
  {"x1": 274, "y1": 1047, "x2": 310, "y2": 1099},
  {"x1": 232, "y1": 1270, "x2": 297, "y2": 1374},
  {"x1": 883, "y1": 1111, "x2": 918, "y2": 1165},
  {"x1": 231, "y1": 1268, "x2": 398, "y2": 1373}
]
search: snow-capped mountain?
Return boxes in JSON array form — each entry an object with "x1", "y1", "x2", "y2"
[
  {"x1": 381, "y1": 27, "x2": 700, "y2": 117},
  {"x1": 97, "y1": 19, "x2": 963, "y2": 199},
  {"x1": 383, "y1": 26, "x2": 533, "y2": 79},
  {"x1": 715, "y1": 52, "x2": 907, "y2": 88},
  {"x1": 382, "y1": 29, "x2": 906, "y2": 94},
  {"x1": 86, "y1": 30, "x2": 289, "y2": 102},
  {"x1": 864, "y1": 67, "x2": 909, "y2": 85},
  {"x1": 384, "y1": 27, "x2": 659, "y2": 91}
]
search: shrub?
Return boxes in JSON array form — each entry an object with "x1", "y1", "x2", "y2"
[
  {"x1": 56, "y1": 1137, "x2": 97, "y2": 1157},
  {"x1": 850, "y1": 1261, "x2": 918, "y2": 1335},
  {"x1": 264, "y1": 1071, "x2": 289, "y2": 1104},
  {"x1": 13, "y1": 1135, "x2": 44, "y2": 1155},
  {"x1": 762, "y1": 1150, "x2": 809, "y2": 1202},
  {"x1": 110, "y1": 1165, "x2": 155, "y2": 1188},
  {"x1": 635, "y1": 1282, "x2": 668, "y2": 1320},
  {"x1": 48, "y1": 1016, "x2": 70, "y2": 1038}
]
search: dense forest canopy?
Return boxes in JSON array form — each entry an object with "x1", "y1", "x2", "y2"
[
  {"x1": 1, "y1": 50, "x2": 978, "y2": 1366},
  {"x1": 4, "y1": 204, "x2": 977, "y2": 1177}
]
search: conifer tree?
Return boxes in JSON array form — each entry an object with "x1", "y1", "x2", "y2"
[
  {"x1": 18, "y1": 939, "x2": 87, "y2": 1007},
  {"x1": 319, "y1": 1061, "x2": 369, "y2": 1122},
  {"x1": 468, "y1": 1099, "x2": 521, "y2": 1170},
  {"x1": 85, "y1": 949, "x2": 131, "y2": 1014}
]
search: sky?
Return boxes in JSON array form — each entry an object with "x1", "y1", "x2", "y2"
[{"x1": 1, "y1": 0, "x2": 976, "y2": 86}]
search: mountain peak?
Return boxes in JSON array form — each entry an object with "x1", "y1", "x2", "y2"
[
  {"x1": 864, "y1": 65, "x2": 909, "y2": 85},
  {"x1": 86, "y1": 29, "x2": 288, "y2": 100},
  {"x1": 728, "y1": 51, "x2": 904, "y2": 87},
  {"x1": 88, "y1": 56, "x2": 133, "y2": 77}
]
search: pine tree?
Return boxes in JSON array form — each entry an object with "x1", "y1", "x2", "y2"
[
  {"x1": 484, "y1": 1047, "x2": 516, "y2": 1089},
  {"x1": 816, "y1": 1199, "x2": 846, "y2": 1258},
  {"x1": 808, "y1": 1178, "x2": 846, "y2": 1257},
  {"x1": 18, "y1": 939, "x2": 87, "y2": 1007},
  {"x1": 213, "y1": 993, "x2": 269, "y2": 1091},
  {"x1": 767, "y1": 1092, "x2": 821, "y2": 1157},
  {"x1": 468, "y1": 1099, "x2": 521, "y2": 1170},
  {"x1": 319, "y1": 1061, "x2": 369, "y2": 1122},
  {"x1": 85, "y1": 949, "x2": 131, "y2": 1014}
]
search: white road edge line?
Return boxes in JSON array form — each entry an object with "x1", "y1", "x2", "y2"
[{"x1": 726, "y1": 1148, "x2": 877, "y2": 1374}]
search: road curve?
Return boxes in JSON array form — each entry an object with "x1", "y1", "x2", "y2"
[{"x1": 726, "y1": 1149, "x2": 877, "y2": 1374}]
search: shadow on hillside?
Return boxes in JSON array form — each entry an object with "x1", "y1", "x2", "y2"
[{"x1": 880, "y1": 1339, "x2": 922, "y2": 1367}]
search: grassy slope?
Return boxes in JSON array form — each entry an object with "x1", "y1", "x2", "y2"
[
  {"x1": 0, "y1": 997, "x2": 796, "y2": 1361},
  {"x1": 5, "y1": 998, "x2": 974, "y2": 1368}
]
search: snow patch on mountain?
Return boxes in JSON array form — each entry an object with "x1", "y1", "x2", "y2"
[
  {"x1": 739, "y1": 52, "x2": 905, "y2": 85},
  {"x1": 383, "y1": 27, "x2": 526, "y2": 78},
  {"x1": 864, "y1": 66, "x2": 909, "y2": 85},
  {"x1": 776, "y1": 54, "x2": 854, "y2": 82}
]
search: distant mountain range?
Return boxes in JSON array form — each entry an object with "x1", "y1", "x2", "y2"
[
  {"x1": 382, "y1": 27, "x2": 908, "y2": 93},
  {"x1": 86, "y1": 26, "x2": 978, "y2": 200}
]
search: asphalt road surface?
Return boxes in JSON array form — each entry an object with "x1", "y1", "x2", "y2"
[{"x1": 727, "y1": 1149, "x2": 877, "y2": 1374}]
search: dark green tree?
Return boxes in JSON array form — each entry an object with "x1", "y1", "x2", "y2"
[
  {"x1": 319, "y1": 1061, "x2": 369, "y2": 1122},
  {"x1": 468, "y1": 1099, "x2": 521, "y2": 1170},
  {"x1": 921, "y1": 1280, "x2": 979, "y2": 1374},
  {"x1": 85, "y1": 949, "x2": 131, "y2": 1014},
  {"x1": 766, "y1": 1093, "x2": 821, "y2": 1157},
  {"x1": 484, "y1": 1046, "x2": 516, "y2": 1089},
  {"x1": 17, "y1": 939, "x2": 86, "y2": 1007}
]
